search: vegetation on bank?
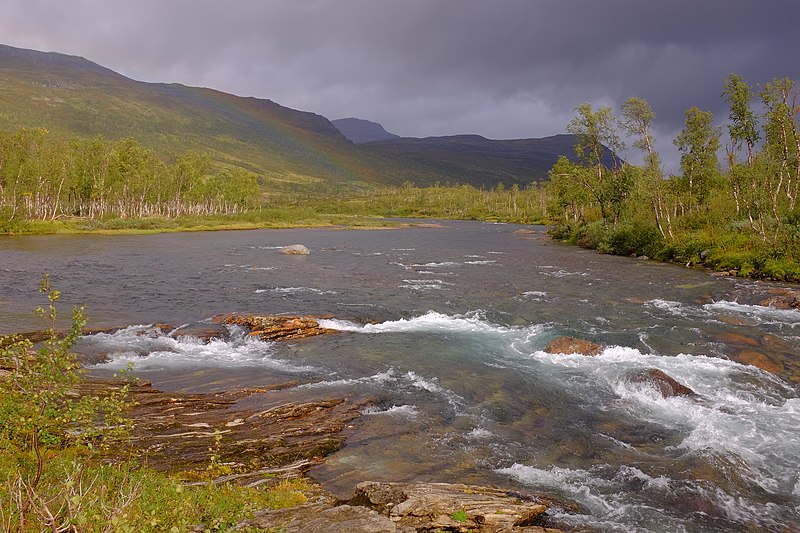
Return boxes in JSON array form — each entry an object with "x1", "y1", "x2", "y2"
[
  {"x1": 0, "y1": 278, "x2": 309, "y2": 531},
  {"x1": 547, "y1": 74, "x2": 800, "y2": 281},
  {"x1": 2, "y1": 72, "x2": 799, "y2": 281}
]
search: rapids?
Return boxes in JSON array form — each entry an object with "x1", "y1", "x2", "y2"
[{"x1": 2, "y1": 220, "x2": 798, "y2": 531}]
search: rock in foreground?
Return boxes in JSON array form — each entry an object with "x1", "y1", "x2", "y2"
[
  {"x1": 79, "y1": 380, "x2": 369, "y2": 483},
  {"x1": 244, "y1": 481, "x2": 563, "y2": 532}
]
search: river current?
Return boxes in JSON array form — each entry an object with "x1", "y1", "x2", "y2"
[{"x1": 1, "y1": 221, "x2": 799, "y2": 532}]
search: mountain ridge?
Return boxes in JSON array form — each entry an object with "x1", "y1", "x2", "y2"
[
  {"x1": 332, "y1": 117, "x2": 400, "y2": 144},
  {"x1": 1, "y1": 43, "x2": 589, "y2": 190}
]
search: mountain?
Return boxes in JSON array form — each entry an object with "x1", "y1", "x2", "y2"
[
  {"x1": 0, "y1": 44, "x2": 377, "y2": 191},
  {"x1": 332, "y1": 117, "x2": 399, "y2": 143},
  {"x1": 360, "y1": 134, "x2": 586, "y2": 187},
  {"x1": 0, "y1": 44, "x2": 595, "y2": 191}
]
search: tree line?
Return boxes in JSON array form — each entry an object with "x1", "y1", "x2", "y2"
[
  {"x1": 547, "y1": 73, "x2": 799, "y2": 278},
  {"x1": 0, "y1": 129, "x2": 260, "y2": 225}
]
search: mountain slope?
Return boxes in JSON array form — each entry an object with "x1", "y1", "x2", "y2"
[
  {"x1": 1, "y1": 44, "x2": 593, "y2": 190},
  {"x1": 332, "y1": 117, "x2": 399, "y2": 143},
  {"x1": 360, "y1": 134, "x2": 586, "y2": 187},
  {"x1": 0, "y1": 44, "x2": 376, "y2": 191}
]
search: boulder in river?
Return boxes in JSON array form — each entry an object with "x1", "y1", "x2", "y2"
[
  {"x1": 624, "y1": 369, "x2": 695, "y2": 398},
  {"x1": 280, "y1": 244, "x2": 311, "y2": 255},
  {"x1": 215, "y1": 313, "x2": 336, "y2": 341},
  {"x1": 545, "y1": 336, "x2": 603, "y2": 356}
]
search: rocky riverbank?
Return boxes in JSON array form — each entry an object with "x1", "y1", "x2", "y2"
[{"x1": 66, "y1": 314, "x2": 571, "y2": 532}]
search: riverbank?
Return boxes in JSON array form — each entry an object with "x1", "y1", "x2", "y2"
[
  {"x1": 0, "y1": 210, "x2": 403, "y2": 236},
  {"x1": 1, "y1": 313, "x2": 570, "y2": 532},
  {"x1": 549, "y1": 221, "x2": 800, "y2": 283}
]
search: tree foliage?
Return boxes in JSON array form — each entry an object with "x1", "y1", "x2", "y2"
[
  {"x1": 0, "y1": 130, "x2": 260, "y2": 229},
  {"x1": 548, "y1": 73, "x2": 800, "y2": 280}
]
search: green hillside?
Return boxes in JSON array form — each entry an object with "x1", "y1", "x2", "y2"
[
  {"x1": 0, "y1": 44, "x2": 578, "y2": 191},
  {"x1": 0, "y1": 44, "x2": 383, "y2": 191}
]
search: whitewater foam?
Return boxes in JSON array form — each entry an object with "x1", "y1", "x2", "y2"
[
  {"x1": 705, "y1": 300, "x2": 800, "y2": 325},
  {"x1": 362, "y1": 404, "x2": 419, "y2": 418},
  {"x1": 319, "y1": 311, "x2": 543, "y2": 340},
  {"x1": 255, "y1": 286, "x2": 337, "y2": 295},
  {"x1": 85, "y1": 326, "x2": 314, "y2": 372},
  {"x1": 528, "y1": 344, "x2": 800, "y2": 499}
]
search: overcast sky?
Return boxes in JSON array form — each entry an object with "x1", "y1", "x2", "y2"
[{"x1": 2, "y1": 0, "x2": 799, "y2": 170}]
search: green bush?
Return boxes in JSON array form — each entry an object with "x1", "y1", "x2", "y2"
[
  {"x1": 573, "y1": 221, "x2": 606, "y2": 249},
  {"x1": 600, "y1": 222, "x2": 664, "y2": 257},
  {"x1": 0, "y1": 279, "x2": 311, "y2": 531}
]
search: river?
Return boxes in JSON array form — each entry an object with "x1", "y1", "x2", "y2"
[{"x1": 1, "y1": 220, "x2": 799, "y2": 532}]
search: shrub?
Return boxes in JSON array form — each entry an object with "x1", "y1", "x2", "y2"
[
  {"x1": 573, "y1": 221, "x2": 606, "y2": 249},
  {"x1": 601, "y1": 222, "x2": 664, "y2": 257}
]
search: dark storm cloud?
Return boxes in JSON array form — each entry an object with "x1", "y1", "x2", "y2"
[{"x1": 2, "y1": 0, "x2": 798, "y2": 167}]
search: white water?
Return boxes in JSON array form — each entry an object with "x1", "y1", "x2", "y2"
[
  {"x1": 84, "y1": 325, "x2": 315, "y2": 372},
  {"x1": 322, "y1": 310, "x2": 800, "y2": 529},
  {"x1": 319, "y1": 310, "x2": 544, "y2": 338},
  {"x1": 14, "y1": 221, "x2": 794, "y2": 532}
]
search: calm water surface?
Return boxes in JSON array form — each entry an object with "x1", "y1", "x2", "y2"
[{"x1": 2, "y1": 221, "x2": 799, "y2": 532}]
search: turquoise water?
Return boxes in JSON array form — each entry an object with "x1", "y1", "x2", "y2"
[{"x1": 2, "y1": 221, "x2": 799, "y2": 531}]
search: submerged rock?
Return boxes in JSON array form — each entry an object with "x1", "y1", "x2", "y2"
[
  {"x1": 216, "y1": 313, "x2": 336, "y2": 341},
  {"x1": 280, "y1": 244, "x2": 311, "y2": 255},
  {"x1": 624, "y1": 369, "x2": 695, "y2": 398},
  {"x1": 169, "y1": 322, "x2": 230, "y2": 343},
  {"x1": 736, "y1": 350, "x2": 784, "y2": 375},
  {"x1": 545, "y1": 336, "x2": 603, "y2": 356},
  {"x1": 759, "y1": 288, "x2": 800, "y2": 310}
]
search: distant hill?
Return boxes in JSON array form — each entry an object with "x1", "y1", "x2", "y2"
[
  {"x1": 0, "y1": 43, "x2": 603, "y2": 191},
  {"x1": 332, "y1": 117, "x2": 399, "y2": 144},
  {"x1": 360, "y1": 134, "x2": 588, "y2": 187}
]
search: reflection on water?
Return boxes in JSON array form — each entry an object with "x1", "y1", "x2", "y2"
[{"x1": 2, "y1": 221, "x2": 799, "y2": 531}]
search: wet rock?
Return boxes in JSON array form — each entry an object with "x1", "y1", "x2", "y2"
[
  {"x1": 759, "y1": 288, "x2": 800, "y2": 310},
  {"x1": 715, "y1": 331, "x2": 761, "y2": 347},
  {"x1": 347, "y1": 481, "x2": 560, "y2": 532},
  {"x1": 244, "y1": 502, "x2": 402, "y2": 533},
  {"x1": 625, "y1": 369, "x2": 695, "y2": 397},
  {"x1": 169, "y1": 322, "x2": 230, "y2": 343},
  {"x1": 78, "y1": 379, "x2": 370, "y2": 482},
  {"x1": 216, "y1": 313, "x2": 336, "y2": 341},
  {"x1": 243, "y1": 481, "x2": 565, "y2": 532},
  {"x1": 513, "y1": 229, "x2": 538, "y2": 235},
  {"x1": 545, "y1": 336, "x2": 603, "y2": 356},
  {"x1": 280, "y1": 244, "x2": 311, "y2": 255},
  {"x1": 735, "y1": 350, "x2": 784, "y2": 375}
]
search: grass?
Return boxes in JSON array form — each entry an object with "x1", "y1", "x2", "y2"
[
  {"x1": 0, "y1": 210, "x2": 400, "y2": 236},
  {"x1": 0, "y1": 281, "x2": 313, "y2": 532}
]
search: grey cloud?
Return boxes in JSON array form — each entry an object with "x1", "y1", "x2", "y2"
[{"x1": 2, "y1": 0, "x2": 798, "y2": 171}]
